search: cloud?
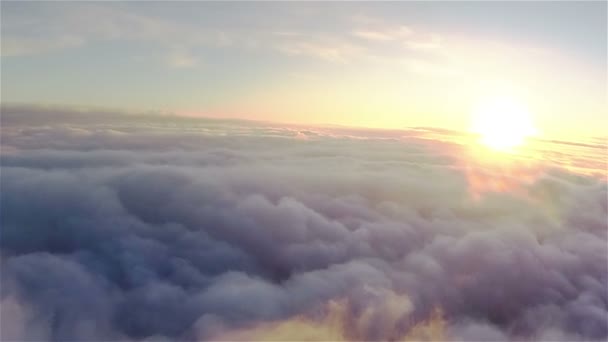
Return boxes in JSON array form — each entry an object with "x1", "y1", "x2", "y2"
[
  {"x1": 404, "y1": 33, "x2": 442, "y2": 50},
  {"x1": 351, "y1": 21, "x2": 441, "y2": 51},
  {"x1": 1, "y1": 106, "x2": 607, "y2": 341},
  {"x1": 0, "y1": 3, "x2": 229, "y2": 57},
  {"x1": 166, "y1": 50, "x2": 200, "y2": 69},
  {"x1": 0, "y1": 35, "x2": 85, "y2": 57},
  {"x1": 276, "y1": 39, "x2": 363, "y2": 64},
  {"x1": 1, "y1": 2, "x2": 446, "y2": 69},
  {"x1": 352, "y1": 26, "x2": 412, "y2": 42}
]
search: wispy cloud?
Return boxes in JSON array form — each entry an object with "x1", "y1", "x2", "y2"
[
  {"x1": 351, "y1": 20, "x2": 441, "y2": 51},
  {"x1": 1, "y1": 3, "x2": 444, "y2": 68},
  {"x1": 1, "y1": 34, "x2": 85, "y2": 56},
  {"x1": 405, "y1": 33, "x2": 442, "y2": 50},
  {"x1": 1, "y1": 3, "x2": 230, "y2": 58},
  {"x1": 276, "y1": 39, "x2": 363, "y2": 64},
  {"x1": 166, "y1": 49, "x2": 200, "y2": 69},
  {"x1": 352, "y1": 26, "x2": 412, "y2": 42}
]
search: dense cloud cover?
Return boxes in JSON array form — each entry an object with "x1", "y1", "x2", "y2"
[{"x1": 1, "y1": 106, "x2": 607, "y2": 341}]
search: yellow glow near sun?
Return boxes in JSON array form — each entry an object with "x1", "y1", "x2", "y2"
[{"x1": 470, "y1": 95, "x2": 537, "y2": 151}]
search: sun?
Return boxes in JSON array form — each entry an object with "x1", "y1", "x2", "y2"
[{"x1": 470, "y1": 95, "x2": 536, "y2": 151}]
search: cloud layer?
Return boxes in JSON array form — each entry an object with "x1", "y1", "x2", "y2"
[{"x1": 1, "y1": 107, "x2": 606, "y2": 341}]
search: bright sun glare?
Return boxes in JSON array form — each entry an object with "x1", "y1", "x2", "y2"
[{"x1": 470, "y1": 95, "x2": 537, "y2": 151}]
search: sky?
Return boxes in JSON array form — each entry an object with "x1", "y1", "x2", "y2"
[{"x1": 1, "y1": 1, "x2": 606, "y2": 139}]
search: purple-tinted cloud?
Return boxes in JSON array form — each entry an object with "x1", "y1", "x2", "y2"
[{"x1": 1, "y1": 106, "x2": 606, "y2": 341}]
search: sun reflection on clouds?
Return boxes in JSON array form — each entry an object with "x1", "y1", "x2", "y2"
[
  {"x1": 412, "y1": 126, "x2": 606, "y2": 202},
  {"x1": 457, "y1": 140, "x2": 541, "y2": 200},
  {"x1": 209, "y1": 291, "x2": 447, "y2": 342}
]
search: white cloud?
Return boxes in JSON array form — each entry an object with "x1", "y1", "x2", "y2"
[
  {"x1": 277, "y1": 40, "x2": 362, "y2": 64},
  {"x1": 352, "y1": 25, "x2": 412, "y2": 41}
]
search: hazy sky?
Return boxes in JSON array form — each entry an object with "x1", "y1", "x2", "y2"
[{"x1": 1, "y1": 1, "x2": 606, "y2": 138}]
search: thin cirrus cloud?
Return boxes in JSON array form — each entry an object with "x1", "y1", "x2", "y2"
[
  {"x1": 0, "y1": 3, "x2": 229, "y2": 69},
  {"x1": 352, "y1": 25, "x2": 413, "y2": 42},
  {"x1": 0, "y1": 34, "x2": 86, "y2": 57},
  {"x1": 166, "y1": 50, "x2": 200, "y2": 69},
  {"x1": 351, "y1": 24, "x2": 441, "y2": 52},
  {"x1": 0, "y1": 2, "x2": 444, "y2": 67},
  {"x1": 1, "y1": 105, "x2": 606, "y2": 341},
  {"x1": 276, "y1": 39, "x2": 364, "y2": 64},
  {"x1": 1, "y1": 1, "x2": 577, "y2": 94}
]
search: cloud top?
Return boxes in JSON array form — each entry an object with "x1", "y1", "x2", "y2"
[{"x1": 1, "y1": 107, "x2": 606, "y2": 341}]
